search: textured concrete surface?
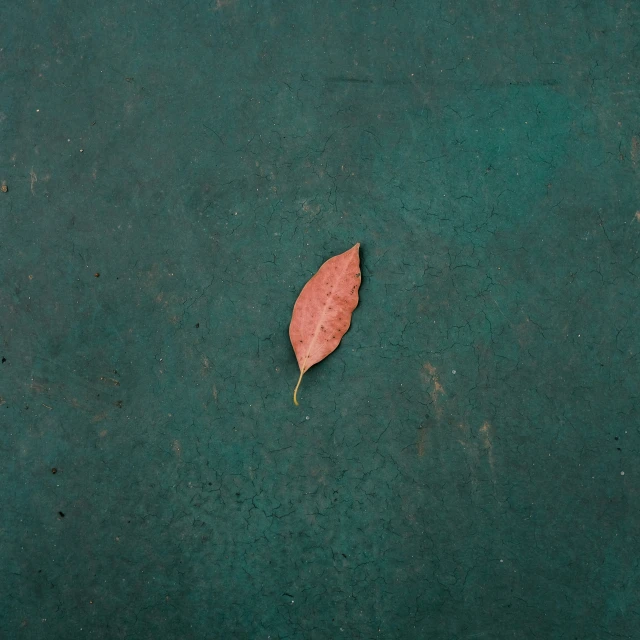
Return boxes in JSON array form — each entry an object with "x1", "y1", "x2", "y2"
[{"x1": 1, "y1": 0, "x2": 639, "y2": 638}]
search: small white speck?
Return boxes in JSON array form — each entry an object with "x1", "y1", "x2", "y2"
[
  {"x1": 621, "y1": 471, "x2": 625, "y2": 475},
  {"x1": 306, "y1": 416, "x2": 309, "y2": 420},
  {"x1": 452, "y1": 370, "x2": 456, "y2": 374}
]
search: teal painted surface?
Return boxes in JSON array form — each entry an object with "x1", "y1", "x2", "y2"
[{"x1": 1, "y1": 1, "x2": 639, "y2": 638}]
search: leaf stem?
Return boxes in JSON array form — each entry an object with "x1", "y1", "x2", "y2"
[{"x1": 293, "y1": 369, "x2": 305, "y2": 406}]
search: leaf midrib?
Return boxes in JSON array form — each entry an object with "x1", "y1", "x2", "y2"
[{"x1": 302, "y1": 256, "x2": 353, "y2": 371}]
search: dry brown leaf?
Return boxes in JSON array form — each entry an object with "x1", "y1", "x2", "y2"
[{"x1": 289, "y1": 243, "x2": 361, "y2": 405}]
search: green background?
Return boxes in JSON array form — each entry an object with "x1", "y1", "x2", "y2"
[{"x1": 1, "y1": 1, "x2": 639, "y2": 638}]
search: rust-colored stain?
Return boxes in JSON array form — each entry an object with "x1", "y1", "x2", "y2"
[
  {"x1": 632, "y1": 136, "x2": 639, "y2": 166},
  {"x1": 421, "y1": 362, "x2": 445, "y2": 416},
  {"x1": 30, "y1": 381, "x2": 48, "y2": 394},
  {"x1": 212, "y1": 385, "x2": 218, "y2": 401},
  {"x1": 416, "y1": 363, "x2": 447, "y2": 455},
  {"x1": 417, "y1": 427, "x2": 427, "y2": 457},
  {"x1": 422, "y1": 363, "x2": 444, "y2": 395},
  {"x1": 635, "y1": 211, "x2": 640, "y2": 223},
  {"x1": 480, "y1": 421, "x2": 497, "y2": 479},
  {"x1": 91, "y1": 412, "x2": 108, "y2": 423},
  {"x1": 454, "y1": 421, "x2": 497, "y2": 481},
  {"x1": 172, "y1": 440, "x2": 182, "y2": 458},
  {"x1": 99, "y1": 376, "x2": 120, "y2": 387}
]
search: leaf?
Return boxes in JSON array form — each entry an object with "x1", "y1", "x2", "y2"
[{"x1": 289, "y1": 243, "x2": 361, "y2": 405}]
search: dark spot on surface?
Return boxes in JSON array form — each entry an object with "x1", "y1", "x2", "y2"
[
  {"x1": 51, "y1": 468, "x2": 57, "y2": 474},
  {"x1": 58, "y1": 511, "x2": 65, "y2": 518},
  {"x1": 1, "y1": 357, "x2": 5, "y2": 363},
  {"x1": 94, "y1": 272, "x2": 100, "y2": 278},
  {"x1": 115, "y1": 400, "x2": 123, "y2": 408},
  {"x1": 615, "y1": 436, "x2": 619, "y2": 440},
  {"x1": 195, "y1": 323, "x2": 200, "y2": 328}
]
